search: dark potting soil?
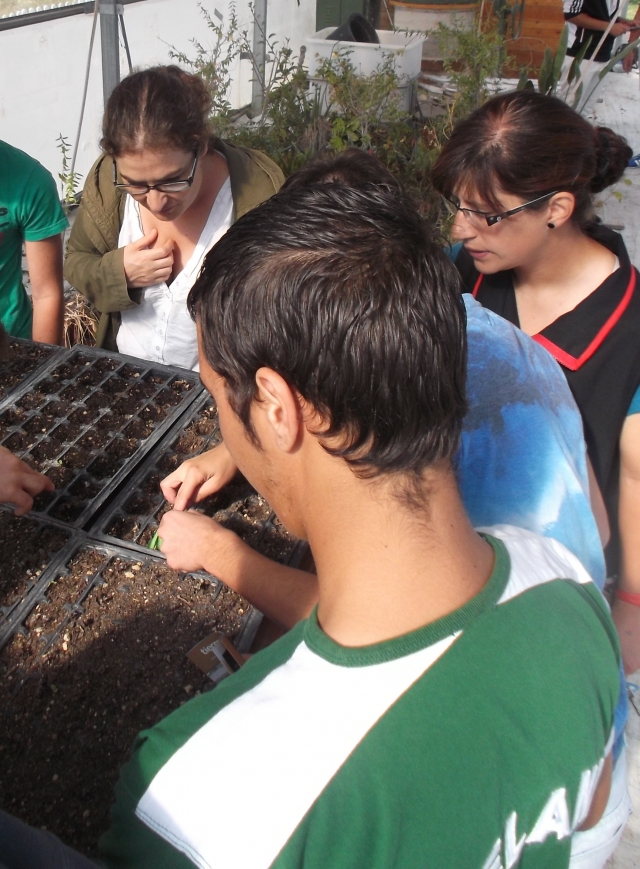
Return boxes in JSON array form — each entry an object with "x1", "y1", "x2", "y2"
[
  {"x1": 0, "y1": 512, "x2": 70, "y2": 618},
  {"x1": 0, "y1": 341, "x2": 57, "y2": 401},
  {"x1": 0, "y1": 545, "x2": 249, "y2": 856},
  {"x1": 0, "y1": 355, "x2": 198, "y2": 524}
]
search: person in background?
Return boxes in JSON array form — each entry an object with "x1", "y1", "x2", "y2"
[
  {"x1": 622, "y1": 4, "x2": 640, "y2": 72},
  {"x1": 63, "y1": 65, "x2": 283, "y2": 371},
  {"x1": 431, "y1": 89, "x2": 640, "y2": 677},
  {"x1": 559, "y1": 0, "x2": 635, "y2": 112},
  {"x1": 0, "y1": 140, "x2": 67, "y2": 346}
]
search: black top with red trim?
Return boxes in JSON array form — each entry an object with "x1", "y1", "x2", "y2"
[{"x1": 455, "y1": 224, "x2": 640, "y2": 574}]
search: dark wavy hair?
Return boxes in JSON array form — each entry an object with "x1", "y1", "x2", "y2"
[
  {"x1": 101, "y1": 65, "x2": 212, "y2": 156},
  {"x1": 188, "y1": 184, "x2": 467, "y2": 479},
  {"x1": 432, "y1": 89, "x2": 632, "y2": 227},
  {"x1": 282, "y1": 148, "x2": 403, "y2": 194}
]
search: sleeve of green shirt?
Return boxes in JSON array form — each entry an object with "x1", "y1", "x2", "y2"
[{"x1": 17, "y1": 158, "x2": 68, "y2": 242}]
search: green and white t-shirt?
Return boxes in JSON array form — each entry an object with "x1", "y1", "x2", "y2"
[
  {"x1": 100, "y1": 526, "x2": 620, "y2": 869},
  {"x1": 0, "y1": 140, "x2": 68, "y2": 338}
]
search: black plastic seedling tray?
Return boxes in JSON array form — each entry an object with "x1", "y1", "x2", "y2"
[
  {"x1": 0, "y1": 337, "x2": 65, "y2": 406},
  {"x1": 0, "y1": 510, "x2": 73, "y2": 637},
  {"x1": 0, "y1": 346, "x2": 203, "y2": 528},
  {"x1": 0, "y1": 535, "x2": 261, "y2": 657},
  {"x1": 90, "y1": 394, "x2": 309, "y2": 569},
  {"x1": 0, "y1": 536, "x2": 261, "y2": 853}
]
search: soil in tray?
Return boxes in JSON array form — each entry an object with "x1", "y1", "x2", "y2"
[
  {"x1": 0, "y1": 341, "x2": 56, "y2": 400},
  {"x1": 0, "y1": 512, "x2": 69, "y2": 616},
  {"x1": 0, "y1": 549, "x2": 248, "y2": 855},
  {"x1": 2, "y1": 369, "x2": 194, "y2": 521}
]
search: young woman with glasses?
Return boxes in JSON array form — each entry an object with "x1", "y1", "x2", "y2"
[
  {"x1": 64, "y1": 65, "x2": 283, "y2": 370},
  {"x1": 433, "y1": 89, "x2": 640, "y2": 676}
]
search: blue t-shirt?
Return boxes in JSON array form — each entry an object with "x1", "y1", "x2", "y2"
[
  {"x1": 459, "y1": 294, "x2": 605, "y2": 587},
  {"x1": 628, "y1": 384, "x2": 640, "y2": 415},
  {"x1": 460, "y1": 295, "x2": 627, "y2": 756}
]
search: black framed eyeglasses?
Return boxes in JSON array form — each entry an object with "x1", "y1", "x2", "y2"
[
  {"x1": 441, "y1": 191, "x2": 559, "y2": 227},
  {"x1": 112, "y1": 153, "x2": 199, "y2": 195}
]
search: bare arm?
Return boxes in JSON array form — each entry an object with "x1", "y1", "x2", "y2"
[
  {"x1": 157, "y1": 509, "x2": 318, "y2": 628},
  {"x1": 587, "y1": 456, "x2": 610, "y2": 547},
  {"x1": 612, "y1": 413, "x2": 640, "y2": 675},
  {"x1": 25, "y1": 235, "x2": 64, "y2": 346},
  {"x1": 565, "y1": 13, "x2": 632, "y2": 36}
]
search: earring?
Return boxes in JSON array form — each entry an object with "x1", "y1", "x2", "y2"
[{"x1": 547, "y1": 222, "x2": 556, "y2": 229}]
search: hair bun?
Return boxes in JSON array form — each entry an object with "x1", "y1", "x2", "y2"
[{"x1": 591, "y1": 126, "x2": 632, "y2": 193}]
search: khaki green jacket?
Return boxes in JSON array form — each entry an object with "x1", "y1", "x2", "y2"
[{"x1": 64, "y1": 138, "x2": 284, "y2": 349}]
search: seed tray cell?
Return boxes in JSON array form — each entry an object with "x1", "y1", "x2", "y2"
[
  {"x1": 0, "y1": 338, "x2": 64, "y2": 407},
  {"x1": 0, "y1": 347, "x2": 203, "y2": 527},
  {"x1": 0, "y1": 510, "x2": 72, "y2": 634},
  {"x1": 91, "y1": 397, "x2": 308, "y2": 568}
]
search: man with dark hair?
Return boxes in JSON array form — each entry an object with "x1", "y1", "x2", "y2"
[
  {"x1": 93, "y1": 185, "x2": 621, "y2": 868},
  {"x1": 0, "y1": 185, "x2": 622, "y2": 868}
]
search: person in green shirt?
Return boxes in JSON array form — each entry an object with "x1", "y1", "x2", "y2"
[
  {"x1": 0, "y1": 140, "x2": 68, "y2": 345},
  {"x1": 0, "y1": 184, "x2": 625, "y2": 869}
]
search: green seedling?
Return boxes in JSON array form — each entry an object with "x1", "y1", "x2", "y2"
[{"x1": 148, "y1": 531, "x2": 162, "y2": 551}]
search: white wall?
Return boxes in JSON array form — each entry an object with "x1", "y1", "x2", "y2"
[{"x1": 0, "y1": 0, "x2": 316, "y2": 193}]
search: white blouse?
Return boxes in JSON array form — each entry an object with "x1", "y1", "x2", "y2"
[{"x1": 117, "y1": 176, "x2": 233, "y2": 371}]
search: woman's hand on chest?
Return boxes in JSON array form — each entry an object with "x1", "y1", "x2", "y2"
[
  {"x1": 141, "y1": 218, "x2": 198, "y2": 280},
  {"x1": 123, "y1": 228, "x2": 174, "y2": 289}
]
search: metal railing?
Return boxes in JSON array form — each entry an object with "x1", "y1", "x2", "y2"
[{"x1": 0, "y1": 0, "x2": 144, "y2": 32}]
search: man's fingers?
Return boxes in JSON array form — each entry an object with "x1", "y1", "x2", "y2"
[
  {"x1": 173, "y1": 475, "x2": 205, "y2": 512},
  {"x1": 160, "y1": 477, "x2": 180, "y2": 504},
  {"x1": 21, "y1": 472, "x2": 54, "y2": 496}
]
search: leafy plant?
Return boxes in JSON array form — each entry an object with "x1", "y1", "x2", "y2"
[
  {"x1": 436, "y1": 18, "x2": 509, "y2": 118},
  {"x1": 56, "y1": 134, "x2": 82, "y2": 211},
  {"x1": 169, "y1": 6, "x2": 501, "y2": 222},
  {"x1": 167, "y1": 2, "x2": 249, "y2": 131},
  {"x1": 518, "y1": 23, "x2": 640, "y2": 113}
]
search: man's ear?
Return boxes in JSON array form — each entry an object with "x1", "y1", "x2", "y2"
[
  {"x1": 254, "y1": 368, "x2": 303, "y2": 452},
  {"x1": 547, "y1": 191, "x2": 576, "y2": 228}
]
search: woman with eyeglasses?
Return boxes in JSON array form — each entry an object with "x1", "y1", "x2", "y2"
[
  {"x1": 64, "y1": 65, "x2": 283, "y2": 370},
  {"x1": 433, "y1": 89, "x2": 640, "y2": 675}
]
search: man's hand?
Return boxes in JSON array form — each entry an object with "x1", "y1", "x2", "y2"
[
  {"x1": 0, "y1": 446, "x2": 54, "y2": 516},
  {"x1": 161, "y1": 442, "x2": 238, "y2": 511},
  {"x1": 123, "y1": 229, "x2": 173, "y2": 287},
  {"x1": 158, "y1": 509, "x2": 242, "y2": 575},
  {"x1": 610, "y1": 19, "x2": 633, "y2": 36},
  {"x1": 158, "y1": 508, "x2": 318, "y2": 627}
]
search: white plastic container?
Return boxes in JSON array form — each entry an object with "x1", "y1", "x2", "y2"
[
  {"x1": 306, "y1": 27, "x2": 424, "y2": 81},
  {"x1": 305, "y1": 28, "x2": 425, "y2": 110}
]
